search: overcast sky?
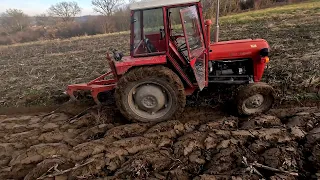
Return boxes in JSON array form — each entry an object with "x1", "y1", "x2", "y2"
[{"x1": 0, "y1": 0, "x2": 116, "y2": 16}]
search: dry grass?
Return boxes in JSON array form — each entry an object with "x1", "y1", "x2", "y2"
[
  {"x1": 0, "y1": 1, "x2": 319, "y2": 107},
  {"x1": 221, "y1": 0, "x2": 320, "y2": 23}
]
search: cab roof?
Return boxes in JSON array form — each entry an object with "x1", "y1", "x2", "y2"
[{"x1": 130, "y1": 0, "x2": 200, "y2": 10}]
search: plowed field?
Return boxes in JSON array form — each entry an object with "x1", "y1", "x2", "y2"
[{"x1": 1, "y1": 106, "x2": 320, "y2": 179}]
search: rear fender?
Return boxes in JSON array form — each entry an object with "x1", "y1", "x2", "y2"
[{"x1": 114, "y1": 55, "x2": 167, "y2": 75}]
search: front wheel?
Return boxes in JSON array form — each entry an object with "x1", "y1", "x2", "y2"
[
  {"x1": 236, "y1": 83, "x2": 275, "y2": 116},
  {"x1": 115, "y1": 66, "x2": 186, "y2": 123}
]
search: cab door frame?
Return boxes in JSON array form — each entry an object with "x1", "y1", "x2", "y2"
[{"x1": 179, "y1": 5, "x2": 208, "y2": 90}]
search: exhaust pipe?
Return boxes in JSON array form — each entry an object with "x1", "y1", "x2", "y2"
[{"x1": 214, "y1": 0, "x2": 220, "y2": 43}]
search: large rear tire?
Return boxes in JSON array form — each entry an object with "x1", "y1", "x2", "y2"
[
  {"x1": 115, "y1": 66, "x2": 186, "y2": 123},
  {"x1": 236, "y1": 82, "x2": 275, "y2": 116}
]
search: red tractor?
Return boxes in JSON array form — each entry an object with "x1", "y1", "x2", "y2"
[{"x1": 67, "y1": 0, "x2": 274, "y2": 122}]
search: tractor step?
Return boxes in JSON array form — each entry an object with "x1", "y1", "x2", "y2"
[
  {"x1": 209, "y1": 75, "x2": 250, "y2": 78},
  {"x1": 209, "y1": 80, "x2": 249, "y2": 84},
  {"x1": 208, "y1": 75, "x2": 252, "y2": 84}
]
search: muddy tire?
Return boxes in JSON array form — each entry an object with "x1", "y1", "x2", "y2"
[
  {"x1": 115, "y1": 66, "x2": 186, "y2": 123},
  {"x1": 236, "y1": 82, "x2": 275, "y2": 116}
]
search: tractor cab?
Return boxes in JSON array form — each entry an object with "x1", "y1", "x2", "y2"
[
  {"x1": 130, "y1": 1, "x2": 205, "y2": 57},
  {"x1": 112, "y1": 0, "x2": 209, "y2": 91}
]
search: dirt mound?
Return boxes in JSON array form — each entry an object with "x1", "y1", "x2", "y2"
[{"x1": 0, "y1": 106, "x2": 320, "y2": 180}]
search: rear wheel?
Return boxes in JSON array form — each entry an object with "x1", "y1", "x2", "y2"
[
  {"x1": 115, "y1": 66, "x2": 186, "y2": 123},
  {"x1": 237, "y1": 82, "x2": 275, "y2": 116}
]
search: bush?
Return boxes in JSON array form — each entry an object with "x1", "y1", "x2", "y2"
[
  {"x1": 80, "y1": 16, "x2": 106, "y2": 35},
  {"x1": 54, "y1": 22, "x2": 84, "y2": 38},
  {"x1": 0, "y1": 27, "x2": 46, "y2": 45},
  {"x1": 13, "y1": 27, "x2": 46, "y2": 43},
  {"x1": 0, "y1": 20, "x2": 107, "y2": 45},
  {"x1": 0, "y1": 36, "x2": 13, "y2": 45}
]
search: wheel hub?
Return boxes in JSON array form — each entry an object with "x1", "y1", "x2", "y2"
[
  {"x1": 134, "y1": 85, "x2": 166, "y2": 113},
  {"x1": 245, "y1": 94, "x2": 264, "y2": 109},
  {"x1": 142, "y1": 96, "x2": 157, "y2": 108}
]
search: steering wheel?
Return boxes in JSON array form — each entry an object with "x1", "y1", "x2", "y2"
[
  {"x1": 178, "y1": 42, "x2": 188, "y2": 51},
  {"x1": 171, "y1": 35, "x2": 188, "y2": 52}
]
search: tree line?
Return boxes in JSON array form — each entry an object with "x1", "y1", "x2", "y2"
[{"x1": 0, "y1": 0, "x2": 307, "y2": 45}]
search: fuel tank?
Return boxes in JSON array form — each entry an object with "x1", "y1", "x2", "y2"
[{"x1": 209, "y1": 39, "x2": 270, "y2": 61}]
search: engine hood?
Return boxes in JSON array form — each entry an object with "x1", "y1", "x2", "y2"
[{"x1": 209, "y1": 39, "x2": 270, "y2": 61}]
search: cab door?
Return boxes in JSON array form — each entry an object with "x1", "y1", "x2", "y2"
[{"x1": 180, "y1": 5, "x2": 207, "y2": 90}]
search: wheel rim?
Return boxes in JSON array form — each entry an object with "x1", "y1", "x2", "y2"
[
  {"x1": 242, "y1": 94, "x2": 270, "y2": 114},
  {"x1": 127, "y1": 81, "x2": 173, "y2": 120}
]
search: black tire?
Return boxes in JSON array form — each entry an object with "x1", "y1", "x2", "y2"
[
  {"x1": 236, "y1": 82, "x2": 275, "y2": 116},
  {"x1": 115, "y1": 66, "x2": 186, "y2": 123}
]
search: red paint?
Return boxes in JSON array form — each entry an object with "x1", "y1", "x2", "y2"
[
  {"x1": 163, "y1": 6, "x2": 169, "y2": 53},
  {"x1": 169, "y1": 41, "x2": 187, "y2": 65},
  {"x1": 205, "y1": 20, "x2": 212, "y2": 49},
  {"x1": 209, "y1": 39, "x2": 269, "y2": 60},
  {"x1": 209, "y1": 39, "x2": 270, "y2": 81},
  {"x1": 167, "y1": 54, "x2": 194, "y2": 88},
  {"x1": 145, "y1": 34, "x2": 166, "y2": 52},
  {"x1": 254, "y1": 62, "x2": 266, "y2": 82},
  {"x1": 190, "y1": 58, "x2": 196, "y2": 68},
  {"x1": 185, "y1": 87, "x2": 197, "y2": 96},
  {"x1": 115, "y1": 55, "x2": 167, "y2": 75}
]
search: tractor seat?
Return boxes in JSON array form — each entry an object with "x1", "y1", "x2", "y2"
[{"x1": 145, "y1": 38, "x2": 157, "y2": 53}]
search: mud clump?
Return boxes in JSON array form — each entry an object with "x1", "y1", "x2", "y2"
[{"x1": 0, "y1": 107, "x2": 319, "y2": 179}]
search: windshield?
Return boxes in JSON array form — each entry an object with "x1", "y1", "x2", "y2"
[{"x1": 180, "y1": 5, "x2": 205, "y2": 59}]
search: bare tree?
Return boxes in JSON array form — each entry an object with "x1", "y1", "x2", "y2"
[
  {"x1": 48, "y1": 1, "x2": 81, "y2": 22},
  {"x1": 92, "y1": 0, "x2": 124, "y2": 16},
  {"x1": 0, "y1": 9, "x2": 30, "y2": 33},
  {"x1": 91, "y1": 0, "x2": 125, "y2": 33}
]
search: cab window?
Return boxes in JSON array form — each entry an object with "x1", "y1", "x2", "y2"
[{"x1": 132, "y1": 8, "x2": 166, "y2": 56}]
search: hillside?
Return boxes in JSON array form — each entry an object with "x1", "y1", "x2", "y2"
[{"x1": 0, "y1": 1, "x2": 319, "y2": 107}]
